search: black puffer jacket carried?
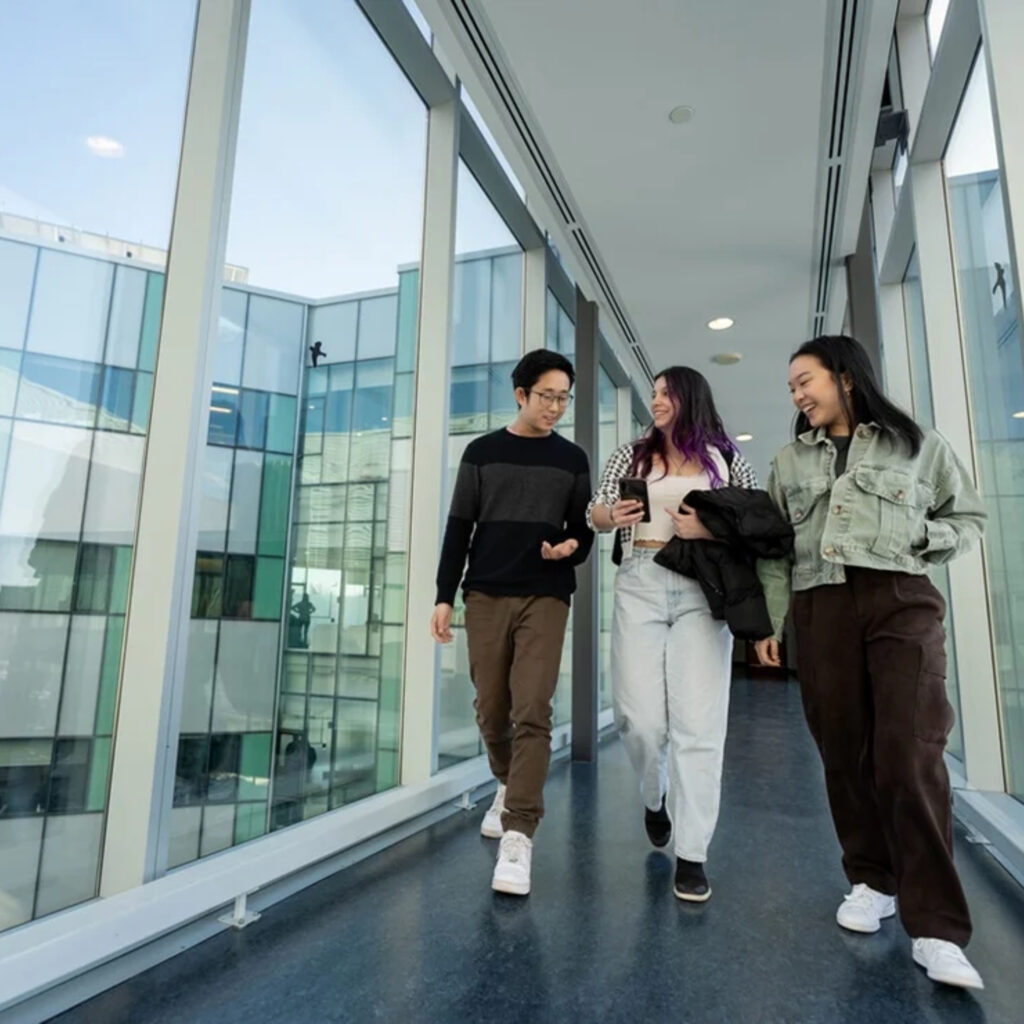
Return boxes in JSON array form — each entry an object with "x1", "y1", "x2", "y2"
[{"x1": 652, "y1": 486, "x2": 794, "y2": 640}]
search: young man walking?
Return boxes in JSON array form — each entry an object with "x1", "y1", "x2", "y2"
[{"x1": 431, "y1": 349, "x2": 593, "y2": 895}]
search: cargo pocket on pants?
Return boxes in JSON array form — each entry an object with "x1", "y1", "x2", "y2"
[{"x1": 914, "y1": 671, "x2": 955, "y2": 744}]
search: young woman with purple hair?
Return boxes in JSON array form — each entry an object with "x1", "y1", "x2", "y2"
[{"x1": 587, "y1": 367, "x2": 757, "y2": 901}]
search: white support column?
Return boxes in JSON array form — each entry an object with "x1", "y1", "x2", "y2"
[
  {"x1": 896, "y1": 15, "x2": 931, "y2": 150},
  {"x1": 522, "y1": 246, "x2": 546, "y2": 354},
  {"x1": 871, "y1": 169, "x2": 897, "y2": 259},
  {"x1": 400, "y1": 93, "x2": 460, "y2": 785},
  {"x1": 910, "y1": 161, "x2": 1005, "y2": 792},
  {"x1": 101, "y1": 0, "x2": 250, "y2": 895},
  {"x1": 980, "y1": 0, "x2": 1024, "y2": 304}
]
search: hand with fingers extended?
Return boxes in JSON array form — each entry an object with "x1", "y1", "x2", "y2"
[
  {"x1": 666, "y1": 503, "x2": 715, "y2": 541},
  {"x1": 754, "y1": 638, "x2": 781, "y2": 667},
  {"x1": 540, "y1": 538, "x2": 579, "y2": 561},
  {"x1": 430, "y1": 603, "x2": 454, "y2": 644}
]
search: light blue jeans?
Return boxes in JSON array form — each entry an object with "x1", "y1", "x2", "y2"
[{"x1": 611, "y1": 548, "x2": 733, "y2": 862}]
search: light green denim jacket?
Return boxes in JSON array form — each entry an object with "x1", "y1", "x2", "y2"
[{"x1": 757, "y1": 423, "x2": 987, "y2": 639}]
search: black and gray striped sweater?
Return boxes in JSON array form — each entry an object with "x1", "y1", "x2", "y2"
[{"x1": 435, "y1": 428, "x2": 594, "y2": 606}]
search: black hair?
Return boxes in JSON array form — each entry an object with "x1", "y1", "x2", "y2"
[
  {"x1": 791, "y1": 335, "x2": 923, "y2": 456},
  {"x1": 511, "y1": 348, "x2": 575, "y2": 393}
]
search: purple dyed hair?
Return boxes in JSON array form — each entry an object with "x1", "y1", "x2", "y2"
[{"x1": 630, "y1": 366, "x2": 736, "y2": 487}]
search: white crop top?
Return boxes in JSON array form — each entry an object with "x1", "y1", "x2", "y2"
[{"x1": 632, "y1": 470, "x2": 712, "y2": 543}]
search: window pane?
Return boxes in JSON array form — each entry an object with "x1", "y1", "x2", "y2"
[
  {"x1": 0, "y1": 0, "x2": 197, "y2": 924},
  {"x1": 105, "y1": 266, "x2": 147, "y2": 369},
  {"x1": 944, "y1": 48, "x2": 1024, "y2": 796},
  {"x1": 0, "y1": 241, "x2": 36, "y2": 351},
  {"x1": 169, "y1": 0, "x2": 426, "y2": 864}
]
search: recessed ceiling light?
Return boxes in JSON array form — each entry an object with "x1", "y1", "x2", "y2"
[
  {"x1": 86, "y1": 135, "x2": 125, "y2": 158},
  {"x1": 736, "y1": 433, "x2": 754, "y2": 442},
  {"x1": 668, "y1": 105, "x2": 695, "y2": 125},
  {"x1": 1014, "y1": 411, "x2": 1024, "y2": 419},
  {"x1": 710, "y1": 353, "x2": 742, "y2": 366},
  {"x1": 707, "y1": 317, "x2": 734, "y2": 331}
]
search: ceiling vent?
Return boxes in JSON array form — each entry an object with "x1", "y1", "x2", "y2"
[
  {"x1": 811, "y1": 0, "x2": 861, "y2": 338},
  {"x1": 447, "y1": 0, "x2": 654, "y2": 383}
]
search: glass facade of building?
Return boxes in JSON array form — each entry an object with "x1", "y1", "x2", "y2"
[{"x1": 0, "y1": 0, "x2": 195, "y2": 929}]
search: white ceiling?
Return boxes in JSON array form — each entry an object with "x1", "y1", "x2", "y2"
[{"x1": 423, "y1": 0, "x2": 891, "y2": 477}]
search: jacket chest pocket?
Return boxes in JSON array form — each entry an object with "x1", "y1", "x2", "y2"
[
  {"x1": 853, "y1": 466, "x2": 934, "y2": 559},
  {"x1": 784, "y1": 477, "x2": 829, "y2": 563}
]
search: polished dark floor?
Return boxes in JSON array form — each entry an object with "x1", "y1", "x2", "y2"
[{"x1": 58, "y1": 678, "x2": 1024, "y2": 1024}]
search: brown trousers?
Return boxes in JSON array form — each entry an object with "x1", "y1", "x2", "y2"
[
  {"x1": 793, "y1": 568, "x2": 971, "y2": 945},
  {"x1": 464, "y1": 591, "x2": 570, "y2": 838}
]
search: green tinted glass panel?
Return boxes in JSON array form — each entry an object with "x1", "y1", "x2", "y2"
[
  {"x1": 75, "y1": 544, "x2": 114, "y2": 614},
  {"x1": 138, "y1": 273, "x2": 165, "y2": 373},
  {"x1": 110, "y1": 546, "x2": 132, "y2": 615},
  {"x1": 0, "y1": 538, "x2": 76, "y2": 612},
  {"x1": 95, "y1": 617, "x2": 125, "y2": 735},
  {"x1": 266, "y1": 393, "x2": 297, "y2": 453},
  {"x1": 258, "y1": 454, "x2": 292, "y2": 557},
  {"x1": 375, "y1": 751, "x2": 398, "y2": 792},
  {"x1": 87, "y1": 737, "x2": 112, "y2": 811},
  {"x1": 396, "y1": 269, "x2": 419, "y2": 373},
  {"x1": 132, "y1": 371, "x2": 153, "y2": 434},
  {"x1": 253, "y1": 556, "x2": 284, "y2": 619},
  {"x1": 238, "y1": 733, "x2": 272, "y2": 801},
  {"x1": 234, "y1": 803, "x2": 268, "y2": 844}
]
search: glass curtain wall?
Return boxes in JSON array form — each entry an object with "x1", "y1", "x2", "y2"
[
  {"x1": 902, "y1": 250, "x2": 964, "y2": 759},
  {"x1": 0, "y1": 1, "x2": 196, "y2": 931},
  {"x1": 944, "y1": 49, "x2": 1024, "y2": 799},
  {"x1": 168, "y1": 0, "x2": 428, "y2": 866},
  {"x1": 436, "y1": 162, "x2": 524, "y2": 767}
]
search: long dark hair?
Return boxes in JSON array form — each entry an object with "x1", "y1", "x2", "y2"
[
  {"x1": 630, "y1": 366, "x2": 735, "y2": 486},
  {"x1": 792, "y1": 335, "x2": 923, "y2": 455}
]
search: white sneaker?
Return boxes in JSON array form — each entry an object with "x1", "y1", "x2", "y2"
[
  {"x1": 491, "y1": 830, "x2": 532, "y2": 896},
  {"x1": 912, "y1": 938, "x2": 984, "y2": 990},
  {"x1": 480, "y1": 783, "x2": 506, "y2": 839},
  {"x1": 836, "y1": 883, "x2": 896, "y2": 933}
]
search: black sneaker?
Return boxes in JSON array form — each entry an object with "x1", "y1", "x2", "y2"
[
  {"x1": 644, "y1": 798, "x2": 671, "y2": 848},
  {"x1": 673, "y1": 858, "x2": 711, "y2": 902}
]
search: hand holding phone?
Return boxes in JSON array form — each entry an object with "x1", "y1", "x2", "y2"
[{"x1": 619, "y1": 477, "x2": 651, "y2": 523}]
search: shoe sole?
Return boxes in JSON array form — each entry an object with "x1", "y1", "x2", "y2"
[
  {"x1": 647, "y1": 832, "x2": 671, "y2": 849},
  {"x1": 492, "y1": 878, "x2": 530, "y2": 896},
  {"x1": 673, "y1": 885, "x2": 712, "y2": 903},
  {"x1": 480, "y1": 823, "x2": 504, "y2": 839},
  {"x1": 837, "y1": 906, "x2": 896, "y2": 934},
  {"x1": 912, "y1": 952, "x2": 984, "y2": 990}
]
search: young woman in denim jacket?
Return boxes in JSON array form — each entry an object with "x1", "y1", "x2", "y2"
[
  {"x1": 588, "y1": 367, "x2": 757, "y2": 902},
  {"x1": 755, "y1": 335, "x2": 987, "y2": 990}
]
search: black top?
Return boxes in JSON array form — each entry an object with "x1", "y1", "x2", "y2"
[
  {"x1": 435, "y1": 428, "x2": 594, "y2": 606},
  {"x1": 832, "y1": 435, "x2": 852, "y2": 477}
]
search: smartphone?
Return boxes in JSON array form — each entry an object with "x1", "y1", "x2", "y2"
[{"x1": 619, "y1": 477, "x2": 651, "y2": 523}]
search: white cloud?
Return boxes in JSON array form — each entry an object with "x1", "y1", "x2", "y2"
[{"x1": 86, "y1": 135, "x2": 125, "y2": 158}]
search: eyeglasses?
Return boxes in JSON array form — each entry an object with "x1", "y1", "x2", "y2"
[{"x1": 530, "y1": 390, "x2": 574, "y2": 409}]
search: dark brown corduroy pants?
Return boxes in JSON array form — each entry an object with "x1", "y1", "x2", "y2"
[
  {"x1": 464, "y1": 591, "x2": 569, "y2": 838},
  {"x1": 793, "y1": 568, "x2": 972, "y2": 945}
]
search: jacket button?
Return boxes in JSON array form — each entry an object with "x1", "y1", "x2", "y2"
[
  {"x1": 793, "y1": 508, "x2": 803, "y2": 519},
  {"x1": 857, "y1": 426, "x2": 870, "y2": 439},
  {"x1": 832, "y1": 504, "x2": 843, "y2": 514},
  {"x1": 824, "y1": 546, "x2": 836, "y2": 557},
  {"x1": 894, "y1": 489, "x2": 904, "y2": 501}
]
